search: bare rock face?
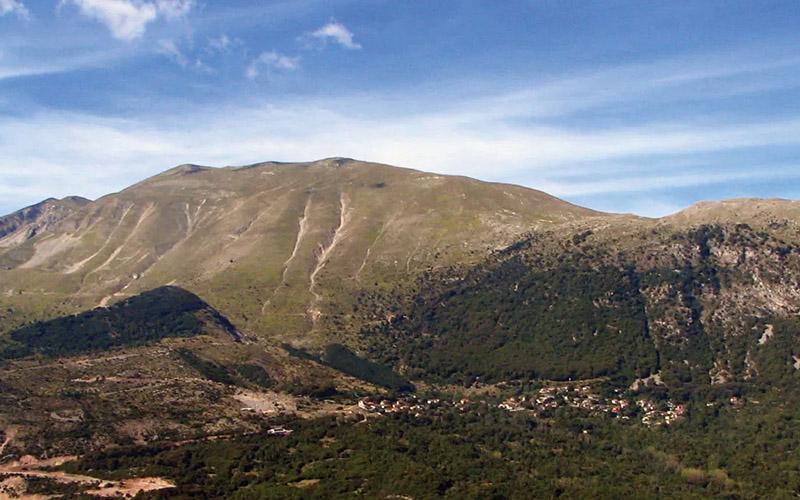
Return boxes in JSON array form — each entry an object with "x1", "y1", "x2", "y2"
[{"x1": 0, "y1": 196, "x2": 90, "y2": 245}]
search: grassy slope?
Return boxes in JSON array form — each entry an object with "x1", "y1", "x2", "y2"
[{"x1": 0, "y1": 159, "x2": 598, "y2": 345}]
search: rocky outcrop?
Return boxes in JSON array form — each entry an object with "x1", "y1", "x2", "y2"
[{"x1": 0, "y1": 196, "x2": 90, "y2": 246}]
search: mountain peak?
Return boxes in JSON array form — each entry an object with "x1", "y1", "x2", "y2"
[
  {"x1": 160, "y1": 164, "x2": 214, "y2": 176},
  {"x1": 0, "y1": 158, "x2": 597, "y2": 339},
  {"x1": 230, "y1": 157, "x2": 357, "y2": 171},
  {"x1": 0, "y1": 195, "x2": 91, "y2": 241},
  {"x1": 667, "y1": 197, "x2": 800, "y2": 221},
  {"x1": 311, "y1": 157, "x2": 355, "y2": 168}
]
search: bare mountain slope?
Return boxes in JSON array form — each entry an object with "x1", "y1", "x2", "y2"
[
  {"x1": 664, "y1": 198, "x2": 800, "y2": 243},
  {"x1": 0, "y1": 158, "x2": 598, "y2": 341},
  {"x1": 0, "y1": 196, "x2": 90, "y2": 247}
]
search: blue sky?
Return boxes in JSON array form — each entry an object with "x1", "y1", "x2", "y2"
[{"x1": 1, "y1": 0, "x2": 800, "y2": 216}]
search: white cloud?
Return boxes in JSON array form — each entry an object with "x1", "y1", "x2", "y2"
[
  {"x1": 63, "y1": 0, "x2": 156, "y2": 41},
  {"x1": 206, "y1": 34, "x2": 244, "y2": 56},
  {"x1": 4, "y1": 98, "x2": 800, "y2": 215},
  {"x1": 207, "y1": 34, "x2": 232, "y2": 52},
  {"x1": 61, "y1": 0, "x2": 193, "y2": 41},
  {"x1": 0, "y1": 49, "x2": 120, "y2": 81},
  {"x1": 157, "y1": 39, "x2": 187, "y2": 66},
  {"x1": 3, "y1": 47, "x2": 800, "y2": 216},
  {"x1": 306, "y1": 21, "x2": 361, "y2": 50},
  {"x1": 155, "y1": 0, "x2": 193, "y2": 19},
  {"x1": 245, "y1": 51, "x2": 299, "y2": 79},
  {"x1": 0, "y1": 0, "x2": 28, "y2": 18}
]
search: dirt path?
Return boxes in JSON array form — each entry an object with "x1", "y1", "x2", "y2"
[
  {"x1": 0, "y1": 427, "x2": 17, "y2": 456},
  {"x1": 0, "y1": 456, "x2": 174, "y2": 498},
  {"x1": 3, "y1": 351, "x2": 151, "y2": 373}
]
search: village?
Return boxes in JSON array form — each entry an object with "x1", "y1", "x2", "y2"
[{"x1": 354, "y1": 384, "x2": 690, "y2": 428}]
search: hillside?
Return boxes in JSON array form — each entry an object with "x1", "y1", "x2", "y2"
[
  {"x1": 0, "y1": 286, "x2": 387, "y2": 459},
  {"x1": 0, "y1": 286, "x2": 242, "y2": 361},
  {"x1": 3, "y1": 161, "x2": 799, "y2": 391},
  {"x1": 2, "y1": 160, "x2": 800, "y2": 497},
  {"x1": 0, "y1": 196, "x2": 90, "y2": 244},
  {"x1": 0, "y1": 158, "x2": 598, "y2": 342},
  {"x1": 665, "y1": 198, "x2": 800, "y2": 243},
  {"x1": 363, "y1": 218, "x2": 800, "y2": 389}
]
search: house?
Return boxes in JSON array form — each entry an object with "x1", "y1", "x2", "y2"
[{"x1": 267, "y1": 426, "x2": 293, "y2": 436}]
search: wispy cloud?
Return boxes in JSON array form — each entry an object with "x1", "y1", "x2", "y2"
[
  {"x1": 4, "y1": 95, "x2": 800, "y2": 213},
  {"x1": 535, "y1": 165, "x2": 800, "y2": 198},
  {"x1": 3, "y1": 45, "x2": 800, "y2": 216},
  {"x1": 442, "y1": 49, "x2": 800, "y2": 123},
  {"x1": 245, "y1": 50, "x2": 299, "y2": 79},
  {"x1": 60, "y1": 0, "x2": 194, "y2": 41},
  {"x1": 157, "y1": 39, "x2": 187, "y2": 66},
  {"x1": 207, "y1": 34, "x2": 238, "y2": 54},
  {"x1": 0, "y1": 0, "x2": 28, "y2": 19},
  {"x1": 0, "y1": 48, "x2": 121, "y2": 81},
  {"x1": 155, "y1": 0, "x2": 193, "y2": 19},
  {"x1": 304, "y1": 21, "x2": 361, "y2": 50}
]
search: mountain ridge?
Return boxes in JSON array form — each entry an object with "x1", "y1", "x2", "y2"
[
  {"x1": 3, "y1": 159, "x2": 798, "y2": 347},
  {"x1": 2, "y1": 159, "x2": 800, "y2": 489},
  {"x1": 0, "y1": 158, "x2": 597, "y2": 342}
]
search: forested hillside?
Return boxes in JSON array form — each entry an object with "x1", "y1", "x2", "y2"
[
  {"x1": 363, "y1": 222, "x2": 800, "y2": 390},
  {"x1": 0, "y1": 286, "x2": 240, "y2": 360}
]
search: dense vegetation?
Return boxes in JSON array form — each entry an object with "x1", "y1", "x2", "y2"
[
  {"x1": 362, "y1": 224, "x2": 800, "y2": 390},
  {"x1": 175, "y1": 348, "x2": 238, "y2": 385},
  {"x1": 234, "y1": 363, "x2": 274, "y2": 389},
  {"x1": 283, "y1": 343, "x2": 413, "y2": 392},
  {"x1": 321, "y1": 343, "x2": 414, "y2": 392},
  {"x1": 365, "y1": 255, "x2": 659, "y2": 384},
  {"x1": 0, "y1": 286, "x2": 235, "y2": 360},
  {"x1": 66, "y1": 387, "x2": 800, "y2": 498}
]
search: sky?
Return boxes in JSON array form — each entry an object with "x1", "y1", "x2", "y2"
[{"x1": 1, "y1": 1, "x2": 800, "y2": 217}]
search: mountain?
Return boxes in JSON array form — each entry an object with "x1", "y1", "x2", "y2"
[
  {"x1": 0, "y1": 286, "x2": 243, "y2": 361},
  {"x1": 3, "y1": 160, "x2": 799, "y2": 391},
  {"x1": 0, "y1": 158, "x2": 597, "y2": 342},
  {"x1": 0, "y1": 196, "x2": 90, "y2": 244},
  {"x1": 3, "y1": 159, "x2": 800, "y2": 497},
  {"x1": 365, "y1": 216, "x2": 800, "y2": 388}
]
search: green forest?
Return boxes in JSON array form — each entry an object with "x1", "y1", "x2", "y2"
[
  {"x1": 67, "y1": 385, "x2": 800, "y2": 498},
  {"x1": 362, "y1": 225, "x2": 800, "y2": 391},
  {"x1": 0, "y1": 286, "x2": 233, "y2": 361},
  {"x1": 365, "y1": 256, "x2": 660, "y2": 384}
]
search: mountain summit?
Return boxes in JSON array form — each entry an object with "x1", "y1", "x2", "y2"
[{"x1": 0, "y1": 159, "x2": 598, "y2": 340}]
